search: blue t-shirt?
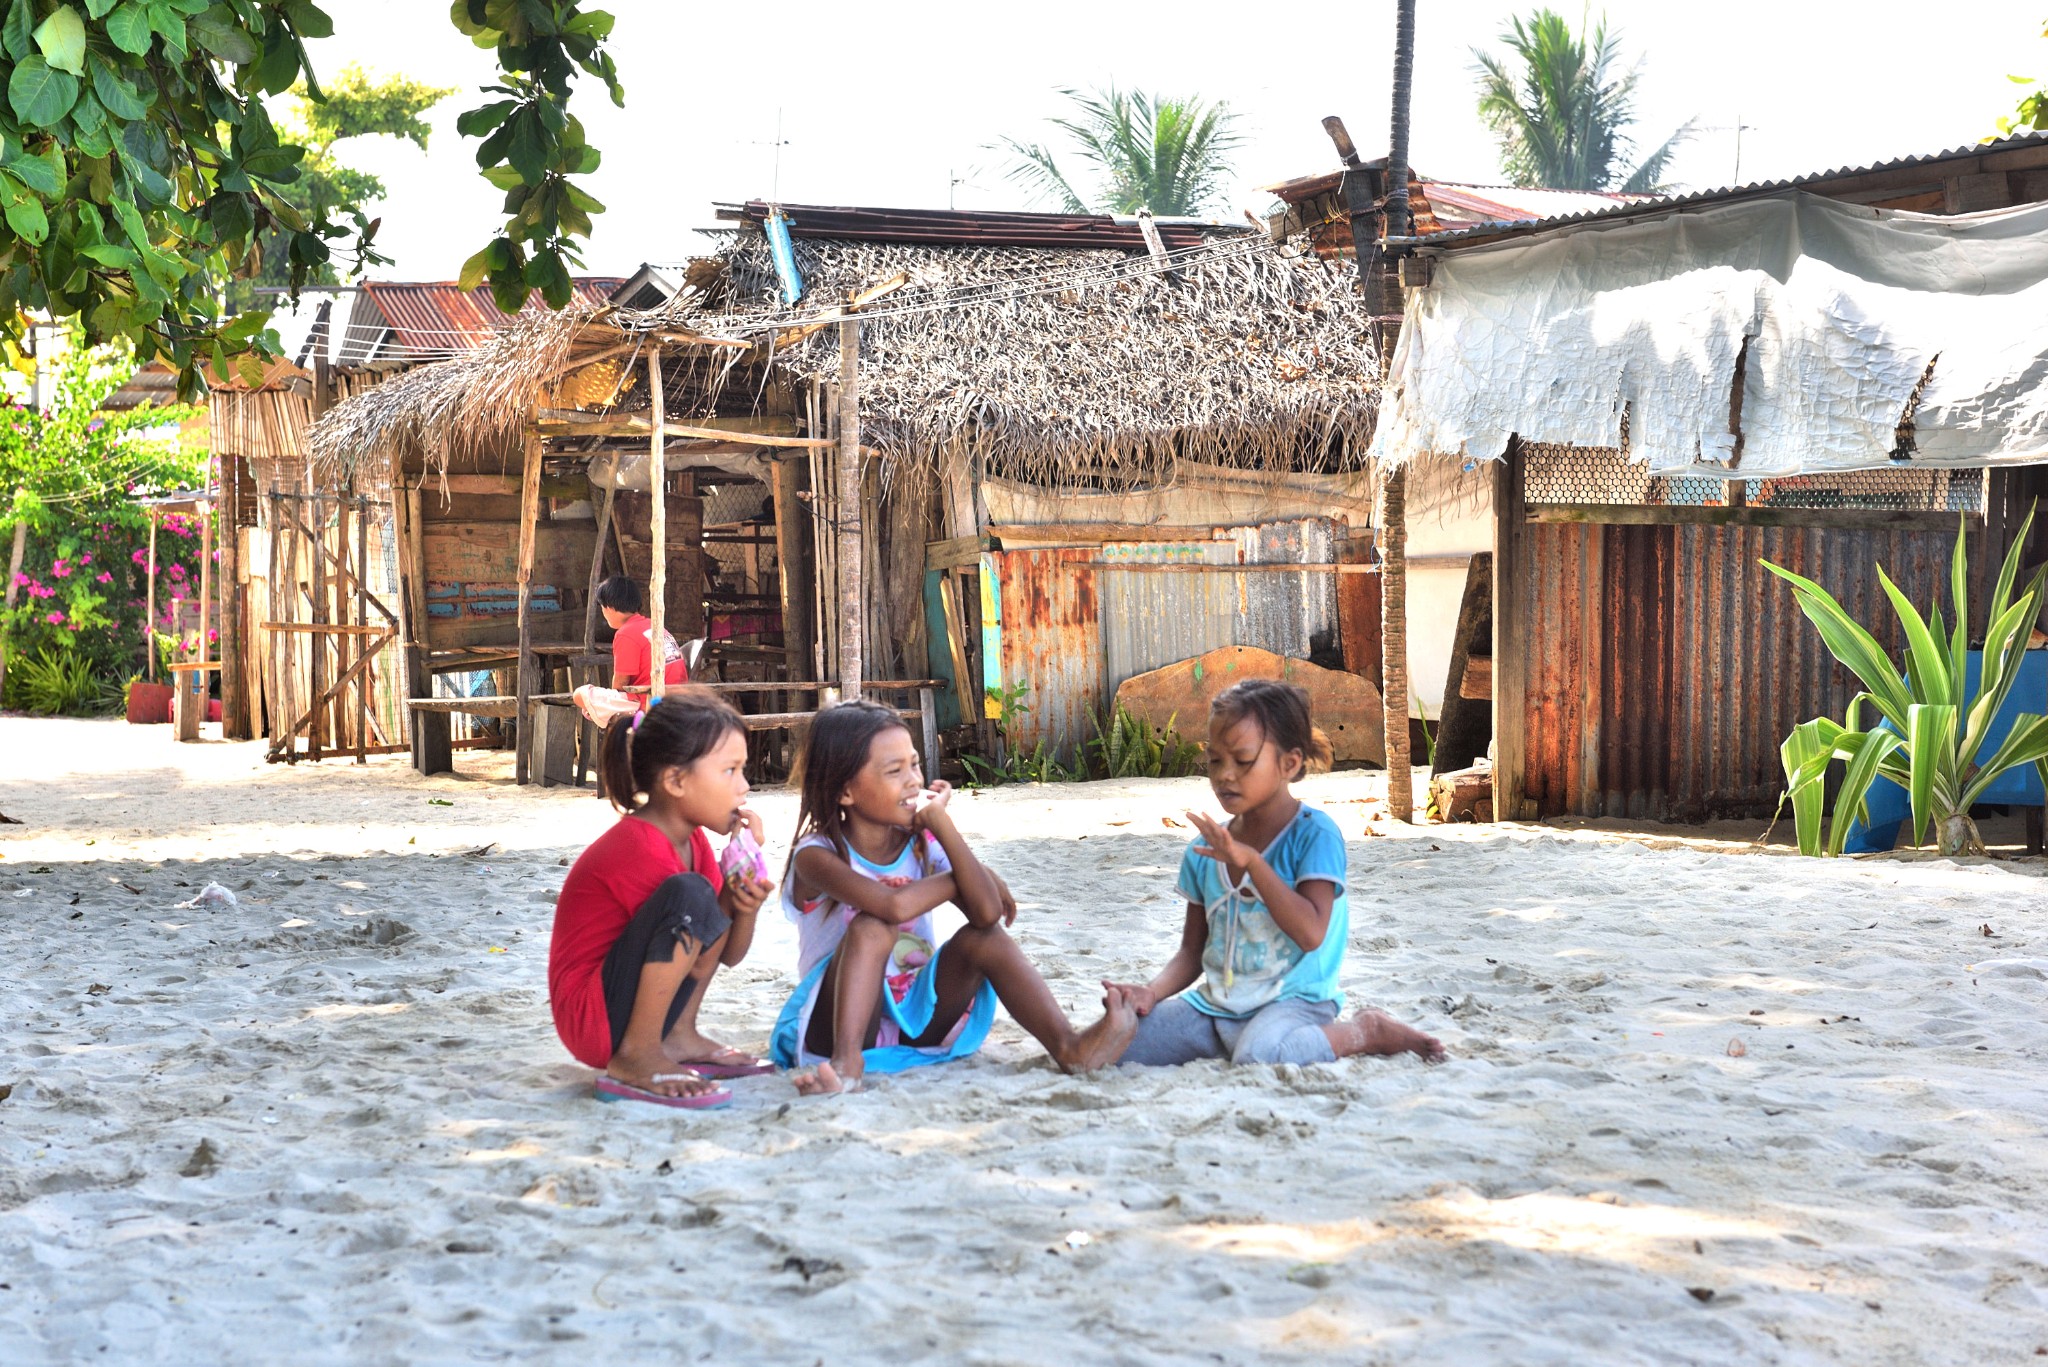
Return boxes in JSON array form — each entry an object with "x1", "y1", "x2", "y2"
[{"x1": 1176, "y1": 802, "x2": 1348, "y2": 1019}]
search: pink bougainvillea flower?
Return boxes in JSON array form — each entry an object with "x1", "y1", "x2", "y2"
[
  {"x1": 131, "y1": 548, "x2": 148, "y2": 565},
  {"x1": 44, "y1": 611, "x2": 62, "y2": 625},
  {"x1": 166, "y1": 564, "x2": 186, "y2": 581},
  {"x1": 51, "y1": 559, "x2": 70, "y2": 577},
  {"x1": 80, "y1": 553, "x2": 91, "y2": 565},
  {"x1": 207, "y1": 629, "x2": 218, "y2": 643},
  {"x1": 9, "y1": 572, "x2": 26, "y2": 587},
  {"x1": 95, "y1": 571, "x2": 113, "y2": 583}
]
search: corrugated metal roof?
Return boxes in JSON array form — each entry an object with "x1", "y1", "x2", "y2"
[
  {"x1": 722, "y1": 200, "x2": 1253, "y2": 252},
  {"x1": 1407, "y1": 132, "x2": 2048, "y2": 249},
  {"x1": 336, "y1": 277, "x2": 624, "y2": 365},
  {"x1": 1420, "y1": 182, "x2": 1654, "y2": 227}
]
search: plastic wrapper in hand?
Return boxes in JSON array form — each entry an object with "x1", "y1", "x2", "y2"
[{"x1": 720, "y1": 824, "x2": 769, "y2": 884}]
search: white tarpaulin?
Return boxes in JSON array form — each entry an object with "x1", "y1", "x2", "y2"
[{"x1": 1372, "y1": 191, "x2": 2048, "y2": 476}]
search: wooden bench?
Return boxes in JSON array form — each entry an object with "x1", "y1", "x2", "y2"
[{"x1": 405, "y1": 682, "x2": 945, "y2": 782}]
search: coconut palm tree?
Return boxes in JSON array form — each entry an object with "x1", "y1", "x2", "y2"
[
  {"x1": 999, "y1": 87, "x2": 1243, "y2": 216},
  {"x1": 1473, "y1": 9, "x2": 1693, "y2": 193}
]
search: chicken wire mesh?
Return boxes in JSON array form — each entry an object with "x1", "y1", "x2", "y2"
[{"x1": 1520, "y1": 444, "x2": 1986, "y2": 514}]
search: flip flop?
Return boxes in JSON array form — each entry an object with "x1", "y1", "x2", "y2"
[
  {"x1": 593, "y1": 1073, "x2": 733, "y2": 1109},
  {"x1": 673, "y1": 1048, "x2": 777, "y2": 1079}
]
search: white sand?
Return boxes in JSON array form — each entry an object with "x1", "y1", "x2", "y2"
[{"x1": 3, "y1": 716, "x2": 2047, "y2": 1365}]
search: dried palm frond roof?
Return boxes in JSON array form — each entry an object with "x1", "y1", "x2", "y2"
[{"x1": 309, "y1": 223, "x2": 1381, "y2": 486}]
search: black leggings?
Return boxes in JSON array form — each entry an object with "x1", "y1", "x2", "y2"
[{"x1": 600, "y1": 873, "x2": 730, "y2": 1054}]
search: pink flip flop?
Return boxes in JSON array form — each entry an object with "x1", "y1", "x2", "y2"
[{"x1": 593, "y1": 1073, "x2": 733, "y2": 1109}]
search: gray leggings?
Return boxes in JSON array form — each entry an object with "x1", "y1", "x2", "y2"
[{"x1": 1118, "y1": 996, "x2": 1339, "y2": 1067}]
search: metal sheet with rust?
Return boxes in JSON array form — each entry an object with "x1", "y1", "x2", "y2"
[
  {"x1": 992, "y1": 547, "x2": 1103, "y2": 756},
  {"x1": 1519, "y1": 519, "x2": 1965, "y2": 820},
  {"x1": 1113, "y1": 646, "x2": 1386, "y2": 764}
]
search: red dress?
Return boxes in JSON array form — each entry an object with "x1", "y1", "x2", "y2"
[{"x1": 548, "y1": 816, "x2": 723, "y2": 1068}]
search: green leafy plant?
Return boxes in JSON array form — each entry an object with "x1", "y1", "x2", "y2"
[
  {"x1": 1084, "y1": 702, "x2": 1203, "y2": 780},
  {"x1": 1766, "y1": 507, "x2": 2048, "y2": 857},
  {"x1": 960, "y1": 677, "x2": 1083, "y2": 786},
  {"x1": 1995, "y1": 18, "x2": 2047, "y2": 137},
  {"x1": 13, "y1": 635, "x2": 100, "y2": 713}
]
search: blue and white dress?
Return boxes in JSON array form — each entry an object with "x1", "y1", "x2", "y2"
[
  {"x1": 768, "y1": 830, "x2": 996, "y2": 1073},
  {"x1": 1178, "y1": 802, "x2": 1350, "y2": 1020}
]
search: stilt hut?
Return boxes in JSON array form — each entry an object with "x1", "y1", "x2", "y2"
[{"x1": 305, "y1": 203, "x2": 1391, "y2": 782}]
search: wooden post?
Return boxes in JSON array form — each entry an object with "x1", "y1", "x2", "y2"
[
  {"x1": 355, "y1": 496, "x2": 369, "y2": 764},
  {"x1": 772, "y1": 455, "x2": 813, "y2": 683},
  {"x1": 514, "y1": 423, "x2": 545, "y2": 784},
  {"x1": 330, "y1": 495, "x2": 349, "y2": 752},
  {"x1": 220, "y1": 459, "x2": 249, "y2": 739},
  {"x1": 144, "y1": 510, "x2": 158, "y2": 682},
  {"x1": 647, "y1": 347, "x2": 669, "y2": 704},
  {"x1": 198, "y1": 497, "x2": 213, "y2": 735},
  {"x1": 1382, "y1": 463, "x2": 1411, "y2": 820},
  {"x1": 309, "y1": 494, "x2": 326, "y2": 760},
  {"x1": 1492, "y1": 452, "x2": 1529, "y2": 822},
  {"x1": 583, "y1": 481, "x2": 615, "y2": 654},
  {"x1": 836, "y1": 309, "x2": 864, "y2": 700},
  {"x1": 265, "y1": 495, "x2": 280, "y2": 739}
]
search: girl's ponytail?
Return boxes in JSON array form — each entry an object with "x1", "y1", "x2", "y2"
[{"x1": 597, "y1": 686, "x2": 747, "y2": 812}]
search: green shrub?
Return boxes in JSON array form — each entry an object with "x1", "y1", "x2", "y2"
[
  {"x1": 13, "y1": 641, "x2": 109, "y2": 716},
  {"x1": 1767, "y1": 507, "x2": 2048, "y2": 857}
]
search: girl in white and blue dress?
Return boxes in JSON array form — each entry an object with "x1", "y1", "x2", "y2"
[
  {"x1": 772, "y1": 701, "x2": 1138, "y2": 1095},
  {"x1": 1106, "y1": 678, "x2": 1446, "y2": 1068}
]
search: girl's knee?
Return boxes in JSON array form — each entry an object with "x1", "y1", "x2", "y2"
[{"x1": 845, "y1": 911, "x2": 897, "y2": 942}]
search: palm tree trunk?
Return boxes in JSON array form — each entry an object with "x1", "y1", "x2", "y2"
[{"x1": 1382, "y1": 0, "x2": 1418, "y2": 822}]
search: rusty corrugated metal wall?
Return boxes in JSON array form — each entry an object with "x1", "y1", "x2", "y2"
[
  {"x1": 1520, "y1": 520, "x2": 1966, "y2": 820},
  {"x1": 993, "y1": 547, "x2": 1102, "y2": 755}
]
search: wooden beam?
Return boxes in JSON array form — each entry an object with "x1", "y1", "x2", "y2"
[
  {"x1": 514, "y1": 422, "x2": 544, "y2": 785},
  {"x1": 272, "y1": 497, "x2": 398, "y2": 625},
  {"x1": 925, "y1": 534, "x2": 991, "y2": 572},
  {"x1": 309, "y1": 494, "x2": 326, "y2": 760},
  {"x1": 1525, "y1": 503, "x2": 1984, "y2": 532},
  {"x1": 936, "y1": 570, "x2": 976, "y2": 724},
  {"x1": 836, "y1": 308, "x2": 864, "y2": 700},
  {"x1": 270, "y1": 627, "x2": 396, "y2": 751},
  {"x1": 648, "y1": 347, "x2": 669, "y2": 704},
  {"x1": 771, "y1": 272, "x2": 910, "y2": 348},
  {"x1": 1493, "y1": 451, "x2": 1529, "y2": 822},
  {"x1": 583, "y1": 480, "x2": 615, "y2": 655}
]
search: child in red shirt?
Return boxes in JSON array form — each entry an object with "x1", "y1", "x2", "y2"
[
  {"x1": 599, "y1": 576, "x2": 688, "y2": 696},
  {"x1": 549, "y1": 686, "x2": 773, "y2": 1108}
]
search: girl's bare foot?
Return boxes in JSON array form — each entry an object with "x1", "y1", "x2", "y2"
[
  {"x1": 791, "y1": 1059, "x2": 864, "y2": 1096},
  {"x1": 1325, "y1": 1010, "x2": 1446, "y2": 1064},
  {"x1": 1055, "y1": 986, "x2": 1142, "y2": 1073},
  {"x1": 606, "y1": 1050, "x2": 722, "y2": 1098}
]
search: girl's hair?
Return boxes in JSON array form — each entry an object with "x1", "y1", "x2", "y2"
[
  {"x1": 595, "y1": 575, "x2": 643, "y2": 615},
  {"x1": 598, "y1": 685, "x2": 746, "y2": 812},
  {"x1": 1210, "y1": 678, "x2": 1334, "y2": 776},
  {"x1": 788, "y1": 699, "x2": 913, "y2": 868}
]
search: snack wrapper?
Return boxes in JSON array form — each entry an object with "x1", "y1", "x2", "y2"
[{"x1": 720, "y1": 823, "x2": 769, "y2": 883}]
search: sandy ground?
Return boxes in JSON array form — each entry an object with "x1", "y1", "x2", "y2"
[{"x1": 2, "y1": 717, "x2": 2047, "y2": 1365}]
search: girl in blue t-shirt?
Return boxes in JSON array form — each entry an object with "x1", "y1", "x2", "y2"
[{"x1": 1108, "y1": 678, "x2": 1446, "y2": 1067}]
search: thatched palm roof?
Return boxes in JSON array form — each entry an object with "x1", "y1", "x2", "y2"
[{"x1": 308, "y1": 227, "x2": 1382, "y2": 486}]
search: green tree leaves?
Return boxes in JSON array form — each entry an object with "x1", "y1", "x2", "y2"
[
  {"x1": 1473, "y1": 9, "x2": 1693, "y2": 193},
  {"x1": 999, "y1": 87, "x2": 1243, "y2": 216},
  {"x1": 0, "y1": 0, "x2": 617, "y2": 397},
  {"x1": 32, "y1": 6, "x2": 86, "y2": 76},
  {"x1": 450, "y1": 0, "x2": 621, "y2": 313}
]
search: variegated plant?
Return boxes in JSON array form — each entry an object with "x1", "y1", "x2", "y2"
[{"x1": 1765, "y1": 507, "x2": 2048, "y2": 857}]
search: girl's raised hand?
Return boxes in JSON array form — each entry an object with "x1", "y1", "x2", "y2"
[
  {"x1": 1185, "y1": 810, "x2": 1249, "y2": 881},
  {"x1": 911, "y1": 780, "x2": 954, "y2": 830},
  {"x1": 989, "y1": 870, "x2": 1018, "y2": 926}
]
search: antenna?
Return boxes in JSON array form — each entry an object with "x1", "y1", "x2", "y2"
[
  {"x1": 1698, "y1": 111, "x2": 1759, "y2": 186},
  {"x1": 751, "y1": 109, "x2": 791, "y2": 204}
]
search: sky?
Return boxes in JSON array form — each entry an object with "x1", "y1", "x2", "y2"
[{"x1": 290, "y1": 1, "x2": 2045, "y2": 291}]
